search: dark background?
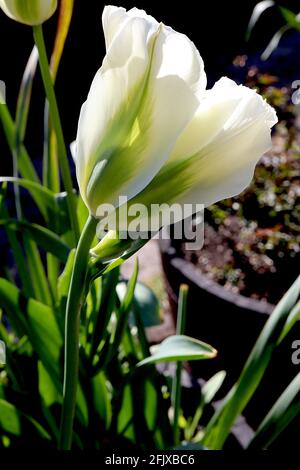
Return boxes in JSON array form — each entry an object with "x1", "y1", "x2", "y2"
[{"x1": 0, "y1": 0, "x2": 299, "y2": 176}]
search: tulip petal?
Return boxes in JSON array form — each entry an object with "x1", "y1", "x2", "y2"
[
  {"x1": 102, "y1": 5, "x2": 158, "y2": 50},
  {"x1": 153, "y1": 24, "x2": 206, "y2": 99},
  {"x1": 123, "y1": 78, "x2": 277, "y2": 226},
  {"x1": 76, "y1": 7, "x2": 206, "y2": 216}
]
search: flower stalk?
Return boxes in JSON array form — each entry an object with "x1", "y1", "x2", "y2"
[
  {"x1": 58, "y1": 214, "x2": 97, "y2": 450},
  {"x1": 171, "y1": 284, "x2": 189, "y2": 445},
  {"x1": 33, "y1": 24, "x2": 79, "y2": 245}
]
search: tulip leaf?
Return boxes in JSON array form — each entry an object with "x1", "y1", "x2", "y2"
[
  {"x1": 116, "y1": 281, "x2": 161, "y2": 328},
  {"x1": 105, "y1": 261, "x2": 139, "y2": 365},
  {"x1": 247, "y1": 372, "x2": 300, "y2": 449},
  {"x1": 0, "y1": 399, "x2": 50, "y2": 440},
  {"x1": 38, "y1": 361, "x2": 60, "y2": 408},
  {"x1": 137, "y1": 335, "x2": 217, "y2": 367},
  {"x1": 0, "y1": 185, "x2": 33, "y2": 297},
  {"x1": 278, "y1": 299, "x2": 300, "y2": 344},
  {"x1": 202, "y1": 273, "x2": 300, "y2": 450},
  {"x1": 246, "y1": 1, "x2": 275, "y2": 40},
  {"x1": 117, "y1": 384, "x2": 135, "y2": 441},
  {"x1": 15, "y1": 46, "x2": 39, "y2": 143},
  {"x1": 279, "y1": 6, "x2": 300, "y2": 32},
  {"x1": 0, "y1": 105, "x2": 40, "y2": 184},
  {"x1": 89, "y1": 268, "x2": 120, "y2": 360},
  {"x1": 186, "y1": 371, "x2": 226, "y2": 441},
  {"x1": 92, "y1": 371, "x2": 112, "y2": 430},
  {"x1": 261, "y1": 25, "x2": 291, "y2": 61},
  {"x1": 0, "y1": 218, "x2": 70, "y2": 262},
  {"x1": 58, "y1": 249, "x2": 75, "y2": 304},
  {"x1": 0, "y1": 278, "x2": 62, "y2": 390},
  {"x1": 0, "y1": 177, "x2": 57, "y2": 220},
  {"x1": 22, "y1": 235, "x2": 52, "y2": 306}
]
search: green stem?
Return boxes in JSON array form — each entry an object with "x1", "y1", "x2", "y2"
[
  {"x1": 59, "y1": 214, "x2": 97, "y2": 449},
  {"x1": 171, "y1": 284, "x2": 188, "y2": 446},
  {"x1": 32, "y1": 24, "x2": 79, "y2": 245}
]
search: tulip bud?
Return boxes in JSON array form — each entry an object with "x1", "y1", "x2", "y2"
[{"x1": 0, "y1": 0, "x2": 57, "y2": 25}]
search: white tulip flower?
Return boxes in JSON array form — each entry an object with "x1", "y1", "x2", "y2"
[
  {"x1": 75, "y1": 5, "x2": 206, "y2": 216},
  {"x1": 0, "y1": 0, "x2": 57, "y2": 26},
  {"x1": 74, "y1": 5, "x2": 277, "y2": 248}
]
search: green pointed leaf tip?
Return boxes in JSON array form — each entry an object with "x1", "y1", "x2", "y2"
[
  {"x1": 137, "y1": 335, "x2": 217, "y2": 367},
  {"x1": 116, "y1": 281, "x2": 161, "y2": 327},
  {"x1": 279, "y1": 6, "x2": 300, "y2": 32}
]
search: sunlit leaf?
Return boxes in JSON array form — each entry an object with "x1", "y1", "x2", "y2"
[
  {"x1": 202, "y1": 274, "x2": 300, "y2": 450},
  {"x1": 261, "y1": 25, "x2": 290, "y2": 60},
  {"x1": 117, "y1": 281, "x2": 161, "y2": 328},
  {"x1": 0, "y1": 278, "x2": 62, "y2": 390},
  {"x1": 137, "y1": 335, "x2": 217, "y2": 367},
  {"x1": 15, "y1": 46, "x2": 39, "y2": 143},
  {"x1": 0, "y1": 399, "x2": 50, "y2": 440},
  {"x1": 246, "y1": 0, "x2": 275, "y2": 40},
  {"x1": 279, "y1": 7, "x2": 300, "y2": 32}
]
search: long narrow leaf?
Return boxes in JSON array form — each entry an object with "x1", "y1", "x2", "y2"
[
  {"x1": 202, "y1": 274, "x2": 300, "y2": 449},
  {"x1": 13, "y1": 47, "x2": 39, "y2": 218},
  {"x1": 0, "y1": 399, "x2": 50, "y2": 440},
  {"x1": 246, "y1": 0, "x2": 275, "y2": 40},
  {"x1": 279, "y1": 7, "x2": 300, "y2": 32},
  {"x1": 22, "y1": 236, "x2": 52, "y2": 306},
  {"x1": 278, "y1": 299, "x2": 300, "y2": 344},
  {"x1": 247, "y1": 373, "x2": 300, "y2": 449},
  {"x1": 261, "y1": 25, "x2": 291, "y2": 60},
  {"x1": 0, "y1": 176, "x2": 57, "y2": 221},
  {"x1": 105, "y1": 261, "x2": 139, "y2": 365},
  {"x1": 0, "y1": 105, "x2": 39, "y2": 184},
  {"x1": 0, "y1": 187, "x2": 33, "y2": 296},
  {"x1": 0, "y1": 278, "x2": 62, "y2": 389},
  {"x1": 15, "y1": 47, "x2": 39, "y2": 143},
  {"x1": 137, "y1": 335, "x2": 217, "y2": 367},
  {"x1": 0, "y1": 218, "x2": 70, "y2": 262}
]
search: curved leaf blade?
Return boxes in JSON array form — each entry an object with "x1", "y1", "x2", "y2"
[
  {"x1": 247, "y1": 372, "x2": 300, "y2": 449},
  {"x1": 137, "y1": 335, "x2": 217, "y2": 367},
  {"x1": 0, "y1": 177, "x2": 57, "y2": 220},
  {"x1": 0, "y1": 399, "x2": 51, "y2": 440},
  {"x1": 0, "y1": 218, "x2": 70, "y2": 262}
]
